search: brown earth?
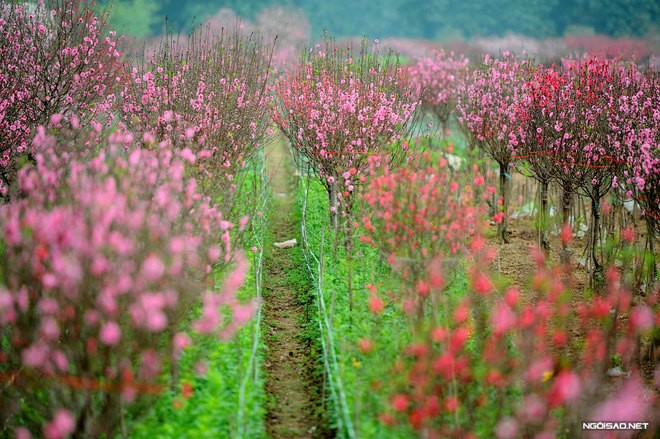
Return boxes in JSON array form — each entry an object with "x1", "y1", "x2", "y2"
[
  {"x1": 489, "y1": 213, "x2": 659, "y2": 385},
  {"x1": 262, "y1": 138, "x2": 331, "y2": 439}
]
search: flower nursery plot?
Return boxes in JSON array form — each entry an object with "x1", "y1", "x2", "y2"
[{"x1": 0, "y1": 1, "x2": 658, "y2": 438}]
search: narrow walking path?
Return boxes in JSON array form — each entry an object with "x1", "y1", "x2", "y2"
[{"x1": 262, "y1": 139, "x2": 328, "y2": 438}]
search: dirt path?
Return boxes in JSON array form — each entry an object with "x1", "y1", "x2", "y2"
[{"x1": 262, "y1": 139, "x2": 327, "y2": 439}]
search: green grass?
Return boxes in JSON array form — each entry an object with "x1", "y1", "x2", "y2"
[
  {"x1": 127, "y1": 167, "x2": 269, "y2": 438},
  {"x1": 297, "y1": 177, "x2": 417, "y2": 438},
  {"x1": 129, "y1": 321, "x2": 266, "y2": 438}
]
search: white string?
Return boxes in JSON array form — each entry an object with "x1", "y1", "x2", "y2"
[
  {"x1": 237, "y1": 156, "x2": 269, "y2": 438},
  {"x1": 298, "y1": 174, "x2": 356, "y2": 439}
]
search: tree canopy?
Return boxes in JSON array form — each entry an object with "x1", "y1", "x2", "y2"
[{"x1": 100, "y1": 0, "x2": 659, "y2": 39}]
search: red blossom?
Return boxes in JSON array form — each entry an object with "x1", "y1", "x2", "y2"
[
  {"x1": 391, "y1": 393, "x2": 410, "y2": 412},
  {"x1": 368, "y1": 295, "x2": 385, "y2": 315}
]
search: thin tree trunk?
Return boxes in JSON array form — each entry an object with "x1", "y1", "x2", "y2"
[
  {"x1": 591, "y1": 186, "x2": 604, "y2": 289},
  {"x1": 646, "y1": 216, "x2": 657, "y2": 284},
  {"x1": 561, "y1": 181, "x2": 573, "y2": 264},
  {"x1": 328, "y1": 182, "x2": 338, "y2": 229},
  {"x1": 498, "y1": 162, "x2": 510, "y2": 243},
  {"x1": 344, "y1": 198, "x2": 354, "y2": 317},
  {"x1": 539, "y1": 179, "x2": 550, "y2": 252}
]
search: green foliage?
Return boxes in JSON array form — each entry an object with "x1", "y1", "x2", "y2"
[
  {"x1": 129, "y1": 326, "x2": 266, "y2": 438},
  {"x1": 101, "y1": 0, "x2": 658, "y2": 40},
  {"x1": 105, "y1": 0, "x2": 160, "y2": 38}
]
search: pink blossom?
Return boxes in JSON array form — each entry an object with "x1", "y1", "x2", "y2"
[
  {"x1": 491, "y1": 301, "x2": 516, "y2": 336},
  {"x1": 43, "y1": 410, "x2": 75, "y2": 439},
  {"x1": 221, "y1": 230, "x2": 231, "y2": 261},
  {"x1": 239, "y1": 215, "x2": 249, "y2": 232},
  {"x1": 471, "y1": 271, "x2": 492, "y2": 295},
  {"x1": 495, "y1": 417, "x2": 519, "y2": 439},
  {"x1": 208, "y1": 245, "x2": 222, "y2": 262},
  {"x1": 22, "y1": 342, "x2": 49, "y2": 368},
  {"x1": 141, "y1": 254, "x2": 165, "y2": 282},
  {"x1": 49, "y1": 114, "x2": 63, "y2": 126},
  {"x1": 145, "y1": 311, "x2": 167, "y2": 332},
  {"x1": 52, "y1": 350, "x2": 69, "y2": 372},
  {"x1": 16, "y1": 427, "x2": 32, "y2": 439},
  {"x1": 548, "y1": 371, "x2": 581, "y2": 407},
  {"x1": 391, "y1": 393, "x2": 410, "y2": 412},
  {"x1": 99, "y1": 321, "x2": 121, "y2": 345},
  {"x1": 588, "y1": 378, "x2": 650, "y2": 436},
  {"x1": 173, "y1": 332, "x2": 191, "y2": 356},
  {"x1": 630, "y1": 305, "x2": 653, "y2": 331},
  {"x1": 180, "y1": 148, "x2": 196, "y2": 164},
  {"x1": 621, "y1": 227, "x2": 636, "y2": 243},
  {"x1": 40, "y1": 318, "x2": 60, "y2": 341}
]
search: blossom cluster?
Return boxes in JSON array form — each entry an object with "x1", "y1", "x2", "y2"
[
  {"x1": 358, "y1": 153, "x2": 658, "y2": 436},
  {"x1": 408, "y1": 50, "x2": 470, "y2": 132},
  {"x1": 119, "y1": 25, "x2": 273, "y2": 196},
  {"x1": 273, "y1": 39, "x2": 418, "y2": 225},
  {"x1": 0, "y1": 122, "x2": 250, "y2": 436},
  {"x1": 513, "y1": 56, "x2": 659, "y2": 268},
  {"x1": 0, "y1": 0, "x2": 123, "y2": 196}
]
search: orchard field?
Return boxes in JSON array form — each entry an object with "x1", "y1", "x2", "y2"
[{"x1": 0, "y1": 1, "x2": 658, "y2": 438}]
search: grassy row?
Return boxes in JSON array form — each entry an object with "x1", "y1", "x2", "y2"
[
  {"x1": 297, "y1": 177, "x2": 413, "y2": 437},
  {"x1": 128, "y1": 168, "x2": 269, "y2": 438},
  {"x1": 297, "y1": 174, "x2": 492, "y2": 437}
]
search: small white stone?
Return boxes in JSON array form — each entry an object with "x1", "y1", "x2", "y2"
[
  {"x1": 607, "y1": 366, "x2": 623, "y2": 377},
  {"x1": 273, "y1": 239, "x2": 297, "y2": 249}
]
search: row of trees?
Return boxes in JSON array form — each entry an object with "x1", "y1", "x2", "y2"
[
  {"x1": 1, "y1": 0, "x2": 657, "y2": 436},
  {"x1": 0, "y1": 1, "x2": 274, "y2": 436},
  {"x1": 272, "y1": 35, "x2": 658, "y2": 436},
  {"x1": 410, "y1": 50, "x2": 658, "y2": 285},
  {"x1": 279, "y1": 44, "x2": 658, "y2": 285}
]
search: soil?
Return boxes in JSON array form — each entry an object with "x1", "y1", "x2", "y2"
[
  {"x1": 489, "y1": 214, "x2": 659, "y2": 385},
  {"x1": 262, "y1": 138, "x2": 329, "y2": 439}
]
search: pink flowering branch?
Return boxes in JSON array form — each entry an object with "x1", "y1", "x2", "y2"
[
  {"x1": 273, "y1": 37, "x2": 418, "y2": 229},
  {"x1": 362, "y1": 152, "x2": 485, "y2": 317},
  {"x1": 119, "y1": 24, "x2": 274, "y2": 213},
  {"x1": 360, "y1": 157, "x2": 658, "y2": 434},
  {"x1": 409, "y1": 50, "x2": 470, "y2": 134},
  {"x1": 531, "y1": 56, "x2": 638, "y2": 281},
  {"x1": 457, "y1": 52, "x2": 532, "y2": 243},
  {"x1": 0, "y1": 0, "x2": 123, "y2": 199},
  {"x1": 0, "y1": 123, "x2": 250, "y2": 437}
]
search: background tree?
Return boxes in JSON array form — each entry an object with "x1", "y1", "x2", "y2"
[
  {"x1": 457, "y1": 53, "x2": 531, "y2": 243},
  {"x1": 97, "y1": 0, "x2": 659, "y2": 40},
  {"x1": 0, "y1": 0, "x2": 123, "y2": 200},
  {"x1": 104, "y1": 0, "x2": 159, "y2": 38},
  {"x1": 273, "y1": 37, "x2": 418, "y2": 229}
]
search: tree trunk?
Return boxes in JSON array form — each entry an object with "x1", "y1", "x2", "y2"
[
  {"x1": 591, "y1": 186, "x2": 604, "y2": 290},
  {"x1": 539, "y1": 179, "x2": 550, "y2": 252},
  {"x1": 344, "y1": 198, "x2": 354, "y2": 317},
  {"x1": 498, "y1": 162, "x2": 510, "y2": 243},
  {"x1": 560, "y1": 181, "x2": 573, "y2": 264},
  {"x1": 646, "y1": 216, "x2": 657, "y2": 285},
  {"x1": 328, "y1": 182, "x2": 338, "y2": 229}
]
